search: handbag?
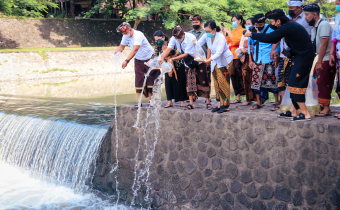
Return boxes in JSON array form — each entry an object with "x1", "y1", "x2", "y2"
[{"x1": 180, "y1": 42, "x2": 199, "y2": 69}]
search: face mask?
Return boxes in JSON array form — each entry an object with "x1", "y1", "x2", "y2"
[
  {"x1": 193, "y1": 25, "x2": 200, "y2": 30},
  {"x1": 123, "y1": 32, "x2": 130, "y2": 39},
  {"x1": 289, "y1": 10, "x2": 296, "y2": 18},
  {"x1": 336, "y1": 5, "x2": 340, "y2": 12},
  {"x1": 245, "y1": 25, "x2": 251, "y2": 30},
  {"x1": 207, "y1": 33, "x2": 214, "y2": 38},
  {"x1": 232, "y1": 21, "x2": 238, "y2": 28},
  {"x1": 269, "y1": 24, "x2": 278, "y2": 30},
  {"x1": 157, "y1": 40, "x2": 164, "y2": 46},
  {"x1": 256, "y1": 26, "x2": 264, "y2": 31},
  {"x1": 308, "y1": 18, "x2": 316, "y2": 26}
]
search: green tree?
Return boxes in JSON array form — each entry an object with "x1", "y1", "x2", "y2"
[{"x1": 0, "y1": 0, "x2": 58, "y2": 18}]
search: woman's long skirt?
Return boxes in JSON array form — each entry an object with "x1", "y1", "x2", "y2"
[
  {"x1": 165, "y1": 61, "x2": 188, "y2": 102},
  {"x1": 231, "y1": 59, "x2": 245, "y2": 96},
  {"x1": 212, "y1": 63, "x2": 233, "y2": 107},
  {"x1": 185, "y1": 63, "x2": 210, "y2": 98}
]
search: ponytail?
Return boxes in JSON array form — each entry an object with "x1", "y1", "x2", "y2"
[{"x1": 204, "y1": 20, "x2": 221, "y2": 32}]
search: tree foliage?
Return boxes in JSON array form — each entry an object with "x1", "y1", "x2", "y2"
[{"x1": 0, "y1": 0, "x2": 58, "y2": 18}]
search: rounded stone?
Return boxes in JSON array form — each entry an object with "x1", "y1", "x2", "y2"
[
  {"x1": 301, "y1": 173, "x2": 314, "y2": 188},
  {"x1": 198, "y1": 142, "x2": 207, "y2": 152},
  {"x1": 197, "y1": 188, "x2": 209, "y2": 202},
  {"x1": 168, "y1": 191, "x2": 177, "y2": 204},
  {"x1": 268, "y1": 201, "x2": 275, "y2": 210},
  {"x1": 259, "y1": 185, "x2": 274, "y2": 200},
  {"x1": 221, "y1": 200, "x2": 231, "y2": 210},
  {"x1": 253, "y1": 200, "x2": 266, "y2": 210},
  {"x1": 246, "y1": 183, "x2": 258, "y2": 198},
  {"x1": 231, "y1": 153, "x2": 243, "y2": 164},
  {"x1": 236, "y1": 193, "x2": 251, "y2": 209},
  {"x1": 225, "y1": 163, "x2": 238, "y2": 180},
  {"x1": 125, "y1": 147, "x2": 135, "y2": 159},
  {"x1": 212, "y1": 158, "x2": 222, "y2": 170},
  {"x1": 261, "y1": 157, "x2": 273, "y2": 169},
  {"x1": 224, "y1": 193, "x2": 234, "y2": 205},
  {"x1": 245, "y1": 153, "x2": 259, "y2": 169},
  {"x1": 270, "y1": 168, "x2": 284, "y2": 183},
  {"x1": 301, "y1": 148, "x2": 316, "y2": 161},
  {"x1": 219, "y1": 183, "x2": 228, "y2": 194},
  {"x1": 169, "y1": 151, "x2": 179, "y2": 161},
  {"x1": 275, "y1": 203, "x2": 286, "y2": 210},
  {"x1": 186, "y1": 185, "x2": 196, "y2": 199},
  {"x1": 329, "y1": 190, "x2": 340, "y2": 207},
  {"x1": 204, "y1": 168, "x2": 213, "y2": 177},
  {"x1": 309, "y1": 166, "x2": 325, "y2": 180},
  {"x1": 239, "y1": 169, "x2": 252, "y2": 184},
  {"x1": 254, "y1": 169, "x2": 267, "y2": 183},
  {"x1": 207, "y1": 147, "x2": 216, "y2": 158},
  {"x1": 311, "y1": 139, "x2": 328, "y2": 154},
  {"x1": 177, "y1": 162, "x2": 184, "y2": 173},
  {"x1": 230, "y1": 181, "x2": 242, "y2": 193},
  {"x1": 197, "y1": 155, "x2": 208, "y2": 169},
  {"x1": 202, "y1": 201, "x2": 212, "y2": 210},
  {"x1": 172, "y1": 175, "x2": 180, "y2": 184},
  {"x1": 211, "y1": 193, "x2": 221, "y2": 206},
  {"x1": 337, "y1": 177, "x2": 340, "y2": 189},
  {"x1": 180, "y1": 176, "x2": 191, "y2": 190},
  {"x1": 275, "y1": 186, "x2": 291, "y2": 202},
  {"x1": 293, "y1": 161, "x2": 306, "y2": 174},
  {"x1": 191, "y1": 172, "x2": 203, "y2": 188},
  {"x1": 292, "y1": 191, "x2": 303, "y2": 206},
  {"x1": 288, "y1": 175, "x2": 302, "y2": 189},
  {"x1": 184, "y1": 159, "x2": 197, "y2": 175},
  {"x1": 206, "y1": 179, "x2": 218, "y2": 192},
  {"x1": 305, "y1": 189, "x2": 317, "y2": 205},
  {"x1": 178, "y1": 192, "x2": 188, "y2": 203},
  {"x1": 191, "y1": 199, "x2": 199, "y2": 208}
]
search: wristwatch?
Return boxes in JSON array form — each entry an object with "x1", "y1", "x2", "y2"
[{"x1": 125, "y1": 59, "x2": 130, "y2": 63}]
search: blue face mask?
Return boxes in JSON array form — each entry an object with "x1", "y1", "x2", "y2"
[
  {"x1": 207, "y1": 33, "x2": 214, "y2": 38},
  {"x1": 336, "y1": 5, "x2": 340, "y2": 12},
  {"x1": 232, "y1": 21, "x2": 238, "y2": 28},
  {"x1": 245, "y1": 25, "x2": 251, "y2": 30}
]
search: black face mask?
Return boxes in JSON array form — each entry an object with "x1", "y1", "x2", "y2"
[
  {"x1": 308, "y1": 18, "x2": 316, "y2": 26},
  {"x1": 257, "y1": 26, "x2": 264, "y2": 31},
  {"x1": 269, "y1": 24, "x2": 278, "y2": 30},
  {"x1": 193, "y1": 25, "x2": 200, "y2": 30},
  {"x1": 289, "y1": 10, "x2": 296, "y2": 18}
]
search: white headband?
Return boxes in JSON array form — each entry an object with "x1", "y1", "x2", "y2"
[{"x1": 287, "y1": 1, "x2": 303, "y2": 6}]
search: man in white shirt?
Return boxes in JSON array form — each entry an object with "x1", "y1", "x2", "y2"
[
  {"x1": 304, "y1": 4, "x2": 336, "y2": 116},
  {"x1": 115, "y1": 22, "x2": 160, "y2": 107},
  {"x1": 159, "y1": 26, "x2": 211, "y2": 110}
]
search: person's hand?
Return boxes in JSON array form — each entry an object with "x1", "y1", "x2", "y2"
[
  {"x1": 270, "y1": 50, "x2": 276, "y2": 60},
  {"x1": 122, "y1": 60, "x2": 128, "y2": 69},
  {"x1": 196, "y1": 58, "x2": 206, "y2": 63},
  {"x1": 221, "y1": 26, "x2": 227, "y2": 35},
  {"x1": 114, "y1": 49, "x2": 120, "y2": 55},
  {"x1": 330, "y1": 54, "x2": 335, "y2": 67},
  {"x1": 158, "y1": 58, "x2": 164, "y2": 65},
  {"x1": 225, "y1": 28, "x2": 232, "y2": 35},
  {"x1": 244, "y1": 30, "x2": 252, "y2": 37},
  {"x1": 249, "y1": 60, "x2": 254, "y2": 69},
  {"x1": 315, "y1": 62, "x2": 323, "y2": 73},
  {"x1": 273, "y1": 55, "x2": 279, "y2": 68}
]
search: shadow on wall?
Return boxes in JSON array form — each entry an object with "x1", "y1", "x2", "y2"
[
  {"x1": 33, "y1": 19, "x2": 192, "y2": 47},
  {"x1": 0, "y1": 31, "x2": 19, "y2": 49}
]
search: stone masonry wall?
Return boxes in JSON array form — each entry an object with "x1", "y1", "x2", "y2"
[{"x1": 93, "y1": 105, "x2": 340, "y2": 210}]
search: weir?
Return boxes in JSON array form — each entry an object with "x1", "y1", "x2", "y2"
[{"x1": 93, "y1": 103, "x2": 340, "y2": 210}]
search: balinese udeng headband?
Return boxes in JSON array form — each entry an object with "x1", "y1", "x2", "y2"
[
  {"x1": 254, "y1": 14, "x2": 266, "y2": 23},
  {"x1": 266, "y1": 10, "x2": 286, "y2": 19},
  {"x1": 173, "y1": 26, "x2": 184, "y2": 38},
  {"x1": 303, "y1": 4, "x2": 320, "y2": 12},
  {"x1": 116, "y1": 22, "x2": 131, "y2": 33},
  {"x1": 287, "y1": 0, "x2": 303, "y2": 7},
  {"x1": 190, "y1": 15, "x2": 203, "y2": 21}
]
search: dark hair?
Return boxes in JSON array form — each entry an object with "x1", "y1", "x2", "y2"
[
  {"x1": 204, "y1": 20, "x2": 221, "y2": 32},
  {"x1": 232, "y1": 14, "x2": 246, "y2": 28},
  {"x1": 277, "y1": 15, "x2": 290, "y2": 24},
  {"x1": 192, "y1": 14, "x2": 203, "y2": 22},
  {"x1": 247, "y1": 17, "x2": 255, "y2": 25},
  {"x1": 172, "y1": 26, "x2": 184, "y2": 38},
  {"x1": 153, "y1": 30, "x2": 169, "y2": 41}
]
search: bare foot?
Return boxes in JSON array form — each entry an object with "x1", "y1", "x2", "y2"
[{"x1": 242, "y1": 101, "x2": 252, "y2": 106}]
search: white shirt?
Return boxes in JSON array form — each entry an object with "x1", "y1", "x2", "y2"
[
  {"x1": 120, "y1": 30, "x2": 154, "y2": 61},
  {"x1": 332, "y1": 13, "x2": 340, "y2": 52},
  {"x1": 280, "y1": 12, "x2": 313, "y2": 58},
  {"x1": 168, "y1": 32, "x2": 199, "y2": 67},
  {"x1": 198, "y1": 32, "x2": 233, "y2": 72}
]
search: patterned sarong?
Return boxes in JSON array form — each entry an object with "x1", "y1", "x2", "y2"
[
  {"x1": 212, "y1": 63, "x2": 233, "y2": 107},
  {"x1": 277, "y1": 57, "x2": 293, "y2": 91},
  {"x1": 251, "y1": 62, "x2": 277, "y2": 90},
  {"x1": 185, "y1": 63, "x2": 210, "y2": 98}
]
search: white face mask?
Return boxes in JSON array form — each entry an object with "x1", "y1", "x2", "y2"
[{"x1": 123, "y1": 31, "x2": 131, "y2": 39}]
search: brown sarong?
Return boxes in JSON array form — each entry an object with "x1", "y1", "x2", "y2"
[
  {"x1": 135, "y1": 58, "x2": 161, "y2": 98},
  {"x1": 231, "y1": 59, "x2": 245, "y2": 96},
  {"x1": 212, "y1": 63, "x2": 232, "y2": 107},
  {"x1": 313, "y1": 60, "x2": 336, "y2": 105},
  {"x1": 241, "y1": 54, "x2": 255, "y2": 101},
  {"x1": 185, "y1": 63, "x2": 210, "y2": 98}
]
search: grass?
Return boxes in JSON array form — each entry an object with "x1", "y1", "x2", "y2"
[
  {"x1": 39, "y1": 68, "x2": 78, "y2": 74},
  {"x1": 37, "y1": 51, "x2": 49, "y2": 60},
  {"x1": 0, "y1": 46, "x2": 117, "y2": 53},
  {"x1": 34, "y1": 79, "x2": 78, "y2": 87}
]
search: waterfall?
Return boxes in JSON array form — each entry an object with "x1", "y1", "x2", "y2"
[{"x1": 0, "y1": 112, "x2": 107, "y2": 193}]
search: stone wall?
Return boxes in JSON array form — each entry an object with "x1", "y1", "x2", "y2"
[
  {"x1": 93, "y1": 105, "x2": 340, "y2": 210},
  {"x1": 0, "y1": 18, "x2": 191, "y2": 48}
]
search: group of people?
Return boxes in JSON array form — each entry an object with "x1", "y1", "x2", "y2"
[{"x1": 114, "y1": 0, "x2": 340, "y2": 121}]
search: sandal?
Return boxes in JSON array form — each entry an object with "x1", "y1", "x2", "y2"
[
  {"x1": 242, "y1": 101, "x2": 252, "y2": 106},
  {"x1": 291, "y1": 113, "x2": 311, "y2": 122},
  {"x1": 206, "y1": 103, "x2": 213, "y2": 110},
  {"x1": 250, "y1": 104, "x2": 262, "y2": 110},
  {"x1": 164, "y1": 104, "x2": 173, "y2": 108},
  {"x1": 271, "y1": 104, "x2": 280, "y2": 111},
  {"x1": 135, "y1": 103, "x2": 142, "y2": 109},
  {"x1": 185, "y1": 104, "x2": 194, "y2": 110},
  {"x1": 315, "y1": 112, "x2": 331, "y2": 117},
  {"x1": 211, "y1": 107, "x2": 220, "y2": 113},
  {"x1": 217, "y1": 106, "x2": 229, "y2": 114},
  {"x1": 277, "y1": 111, "x2": 294, "y2": 118},
  {"x1": 230, "y1": 99, "x2": 242, "y2": 104}
]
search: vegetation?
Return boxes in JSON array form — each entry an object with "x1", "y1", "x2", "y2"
[
  {"x1": 0, "y1": 47, "x2": 117, "y2": 53},
  {"x1": 39, "y1": 68, "x2": 78, "y2": 73},
  {"x1": 0, "y1": 0, "x2": 58, "y2": 18}
]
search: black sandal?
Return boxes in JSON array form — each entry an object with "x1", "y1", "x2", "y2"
[
  {"x1": 250, "y1": 104, "x2": 262, "y2": 110},
  {"x1": 206, "y1": 103, "x2": 213, "y2": 110},
  {"x1": 185, "y1": 104, "x2": 194, "y2": 110},
  {"x1": 291, "y1": 113, "x2": 311, "y2": 122},
  {"x1": 211, "y1": 107, "x2": 220, "y2": 113},
  {"x1": 217, "y1": 106, "x2": 229, "y2": 114},
  {"x1": 271, "y1": 104, "x2": 280, "y2": 111},
  {"x1": 230, "y1": 99, "x2": 242, "y2": 104},
  {"x1": 164, "y1": 104, "x2": 173, "y2": 108},
  {"x1": 315, "y1": 112, "x2": 331, "y2": 117},
  {"x1": 277, "y1": 111, "x2": 293, "y2": 118}
]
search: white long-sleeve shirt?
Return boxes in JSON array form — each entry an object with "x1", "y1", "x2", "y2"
[{"x1": 197, "y1": 32, "x2": 233, "y2": 72}]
